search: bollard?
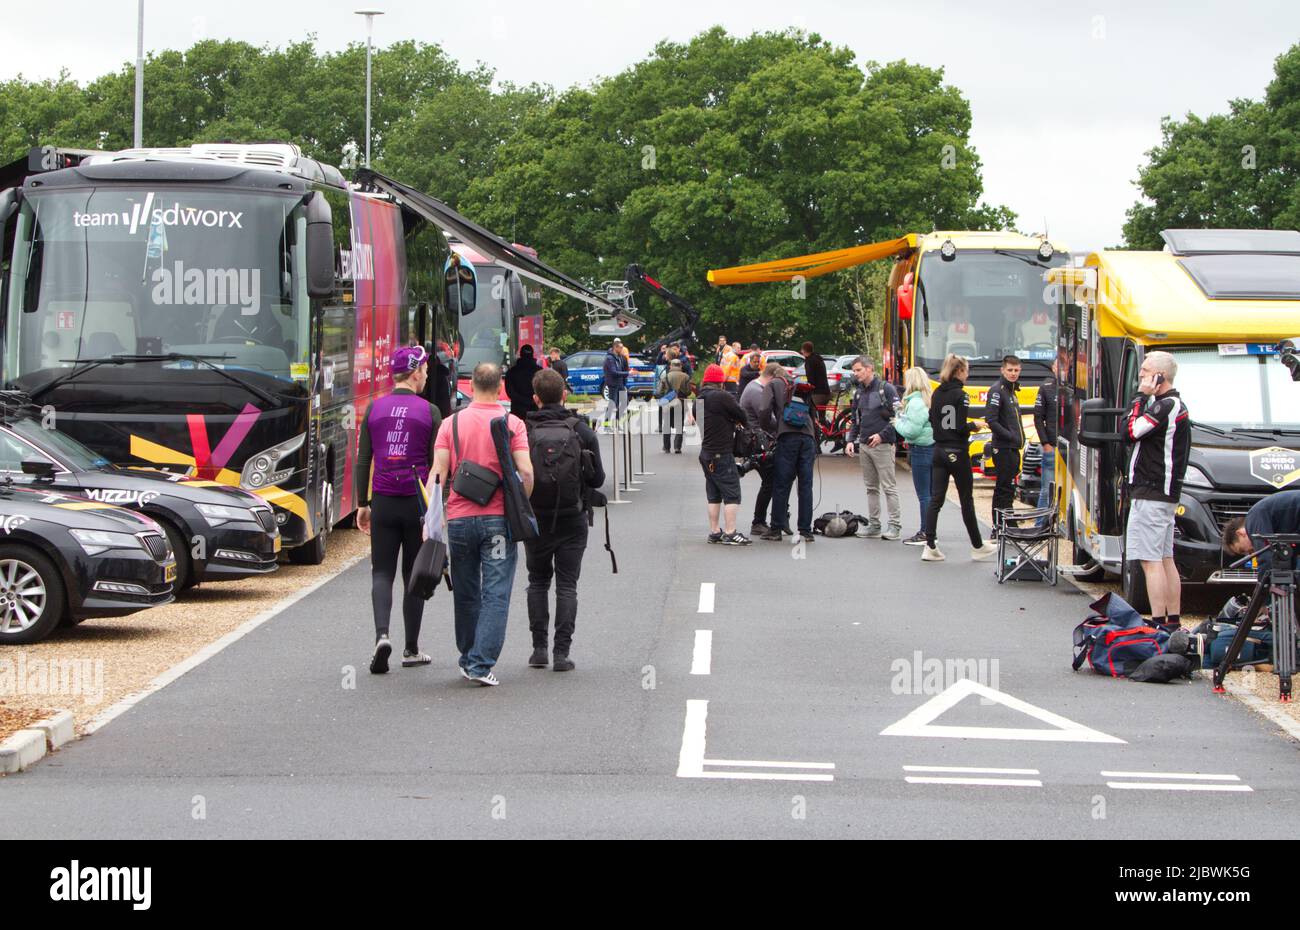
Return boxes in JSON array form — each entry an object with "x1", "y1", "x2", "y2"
[
  {"x1": 634, "y1": 399, "x2": 654, "y2": 476},
  {"x1": 608, "y1": 399, "x2": 630, "y2": 504},
  {"x1": 620, "y1": 391, "x2": 640, "y2": 493}
]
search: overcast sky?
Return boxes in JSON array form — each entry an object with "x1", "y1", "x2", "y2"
[{"x1": 7, "y1": 0, "x2": 1298, "y2": 252}]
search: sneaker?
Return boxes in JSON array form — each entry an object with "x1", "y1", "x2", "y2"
[
  {"x1": 881, "y1": 525, "x2": 902, "y2": 541},
  {"x1": 921, "y1": 545, "x2": 946, "y2": 562},
  {"x1": 528, "y1": 647, "x2": 549, "y2": 668},
  {"x1": 860, "y1": 523, "x2": 883, "y2": 539},
  {"x1": 799, "y1": 532, "x2": 815, "y2": 543},
  {"x1": 708, "y1": 531, "x2": 724, "y2": 544},
  {"x1": 369, "y1": 636, "x2": 392, "y2": 674},
  {"x1": 761, "y1": 528, "x2": 784, "y2": 541},
  {"x1": 469, "y1": 671, "x2": 500, "y2": 687},
  {"x1": 401, "y1": 650, "x2": 431, "y2": 667},
  {"x1": 971, "y1": 541, "x2": 998, "y2": 561},
  {"x1": 553, "y1": 654, "x2": 575, "y2": 672},
  {"x1": 458, "y1": 665, "x2": 471, "y2": 680},
  {"x1": 722, "y1": 531, "x2": 752, "y2": 546},
  {"x1": 902, "y1": 531, "x2": 927, "y2": 547},
  {"x1": 751, "y1": 521, "x2": 770, "y2": 536}
]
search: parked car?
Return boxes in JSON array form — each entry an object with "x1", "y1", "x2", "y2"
[
  {"x1": 0, "y1": 398, "x2": 279, "y2": 591},
  {"x1": 761, "y1": 350, "x2": 805, "y2": 377},
  {"x1": 0, "y1": 482, "x2": 175, "y2": 644},
  {"x1": 794, "y1": 354, "x2": 854, "y2": 393},
  {"x1": 562, "y1": 350, "x2": 656, "y2": 397}
]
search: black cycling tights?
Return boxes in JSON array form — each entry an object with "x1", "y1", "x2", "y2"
[
  {"x1": 924, "y1": 445, "x2": 984, "y2": 549},
  {"x1": 370, "y1": 493, "x2": 425, "y2": 652}
]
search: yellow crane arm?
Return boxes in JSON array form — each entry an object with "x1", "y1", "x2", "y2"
[{"x1": 706, "y1": 234, "x2": 915, "y2": 285}]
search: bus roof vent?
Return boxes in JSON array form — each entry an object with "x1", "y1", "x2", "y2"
[
  {"x1": 1161, "y1": 228, "x2": 1300, "y2": 256},
  {"x1": 82, "y1": 143, "x2": 344, "y2": 184}
]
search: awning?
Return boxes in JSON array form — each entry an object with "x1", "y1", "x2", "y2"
[
  {"x1": 355, "y1": 169, "x2": 618, "y2": 315},
  {"x1": 706, "y1": 234, "x2": 916, "y2": 285}
]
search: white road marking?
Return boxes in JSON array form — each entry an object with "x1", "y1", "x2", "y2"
[
  {"x1": 697, "y1": 582, "x2": 715, "y2": 614},
  {"x1": 906, "y1": 776, "x2": 1043, "y2": 788},
  {"x1": 85, "y1": 550, "x2": 368, "y2": 736},
  {"x1": 880, "y1": 678, "x2": 1126, "y2": 744},
  {"x1": 1106, "y1": 782, "x2": 1253, "y2": 793},
  {"x1": 676, "y1": 700, "x2": 834, "y2": 782},
  {"x1": 691, "y1": 630, "x2": 712, "y2": 675},
  {"x1": 1101, "y1": 771, "x2": 1240, "y2": 781},
  {"x1": 904, "y1": 765, "x2": 1040, "y2": 775}
]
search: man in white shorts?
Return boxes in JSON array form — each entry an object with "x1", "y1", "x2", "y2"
[{"x1": 1124, "y1": 351, "x2": 1191, "y2": 629}]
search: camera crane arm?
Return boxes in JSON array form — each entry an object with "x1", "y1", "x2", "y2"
[{"x1": 624, "y1": 264, "x2": 701, "y2": 360}]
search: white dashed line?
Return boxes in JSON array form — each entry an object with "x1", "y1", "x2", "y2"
[
  {"x1": 697, "y1": 582, "x2": 715, "y2": 614},
  {"x1": 691, "y1": 630, "x2": 713, "y2": 675}
]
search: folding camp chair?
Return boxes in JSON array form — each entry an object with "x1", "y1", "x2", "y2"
[{"x1": 993, "y1": 498, "x2": 1059, "y2": 586}]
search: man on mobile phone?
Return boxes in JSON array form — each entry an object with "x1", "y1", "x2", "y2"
[{"x1": 1124, "y1": 351, "x2": 1190, "y2": 630}]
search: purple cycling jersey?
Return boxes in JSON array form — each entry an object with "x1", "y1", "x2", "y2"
[{"x1": 366, "y1": 391, "x2": 435, "y2": 497}]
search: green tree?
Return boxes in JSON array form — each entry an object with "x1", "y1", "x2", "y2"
[{"x1": 1124, "y1": 43, "x2": 1299, "y2": 248}]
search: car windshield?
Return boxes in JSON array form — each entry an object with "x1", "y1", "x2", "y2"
[
  {"x1": 914, "y1": 250, "x2": 1066, "y2": 374},
  {"x1": 1166, "y1": 347, "x2": 1300, "y2": 430},
  {"x1": 9, "y1": 416, "x2": 111, "y2": 469},
  {"x1": 4, "y1": 187, "x2": 310, "y2": 386}
]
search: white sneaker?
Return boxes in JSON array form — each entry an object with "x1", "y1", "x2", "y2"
[
  {"x1": 458, "y1": 665, "x2": 471, "y2": 680},
  {"x1": 971, "y1": 541, "x2": 998, "y2": 561},
  {"x1": 921, "y1": 545, "x2": 945, "y2": 562},
  {"x1": 469, "y1": 671, "x2": 500, "y2": 687}
]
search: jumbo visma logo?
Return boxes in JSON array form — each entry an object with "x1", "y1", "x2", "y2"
[{"x1": 1248, "y1": 446, "x2": 1300, "y2": 489}]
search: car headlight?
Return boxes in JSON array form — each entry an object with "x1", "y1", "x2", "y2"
[
  {"x1": 195, "y1": 503, "x2": 254, "y2": 527},
  {"x1": 1183, "y1": 466, "x2": 1213, "y2": 489},
  {"x1": 240, "y1": 433, "x2": 305, "y2": 490},
  {"x1": 69, "y1": 529, "x2": 145, "y2": 556}
]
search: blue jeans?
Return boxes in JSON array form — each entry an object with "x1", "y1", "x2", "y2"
[
  {"x1": 448, "y1": 515, "x2": 518, "y2": 677},
  {"x1": 908, "y1": 444, "x2": 934, "y2": 528},
  {"x1": 771, "y1": 433, "x2": 815, "y2": 534},
  {"x1": 1036, "y1": 447, "x2": 1056, "y2": 527}
]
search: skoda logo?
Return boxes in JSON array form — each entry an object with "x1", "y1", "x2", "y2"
[{"x1": 1, "y1": 515, "x2": 31, "y2": 534}]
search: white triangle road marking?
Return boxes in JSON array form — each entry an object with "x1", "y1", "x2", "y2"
[{"x1": 880, "y1": 678, "x2": 1126, "y2": 744}]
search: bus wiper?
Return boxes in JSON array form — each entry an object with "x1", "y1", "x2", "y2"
[
  {"x1": 31, "y1": 353, "x2": 293, "y2": 409},
  {"x1": 992, "y1": 248, "x2": 1050, "y2": 270},
  {"x1": 1231, "y1": 426, "x2": 1300, "y2": 437},
  {"x1": 27, "y1": 357, "x2": 117, "y2": 400},
  {"x1": 1190, "y1": 419, "x2": 1233, "y2": 437}
]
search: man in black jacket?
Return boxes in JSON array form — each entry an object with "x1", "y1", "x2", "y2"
[
  {"x1": 505, "y1": 345, "x2": 542, "y2": 420},
  {"x1": 546, "y1": 347, "x2": 569, "y2": 381},
  {"x1": 698, "y1": 364, "x2": 752, "y2": 545},
  {"x1": 844, "y1": 355, "x2": 901, "y2": 539},
  {"x1": 764, "y1": 374, "x2": 819, "y2": 542},
  {"x1": 523, "y1": 368, "x2": 607, "y2": 672},
  {"x1": 986, "y1": 355, "x2": 1024, "y2": 535},
  {"x1": 801, "y1": 342, "x2": 831, "y2": 425}
]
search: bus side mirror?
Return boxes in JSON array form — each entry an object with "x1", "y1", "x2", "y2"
[
  {"x1": 446, "y1": 264, "x2": 476, "y2": 315},
  {"x1": 897, "y1": 273, "x2": 914, "y2": 321},
  {"x1": 305, "y1": 193, "x2": 335, "y2": 299},
  {"x1": 20, "y1": 459, "x2": 54, "y2": 481},
  {"x1": 1078, "y1": 396, "x2": 1125, "y2": 448},
  {"x1": 0, "y1": 188, "x2": 17, "y2": 227}
]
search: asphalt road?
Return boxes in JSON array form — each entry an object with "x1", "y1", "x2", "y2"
[{"x1": 2, "y1": 430, "x2": 1297, "y2": 839}]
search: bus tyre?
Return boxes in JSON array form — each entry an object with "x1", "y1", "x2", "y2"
[
  {"x1": 162, "y1": 521, "x2": 195, "y2": 592},
  {"x1": 0, "y1": 545, "x2": 67, "y2": 645},
  {"x1": 289, "y1": 483, "x2": 331, "y2": 566},
  {"x1": 1122, "y1": 554, "x2": 1151, "y2": 615}
]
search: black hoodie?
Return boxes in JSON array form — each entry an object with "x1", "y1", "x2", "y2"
[{"x1": 929, "y1": 379, "x2": 973, "y2": 448}]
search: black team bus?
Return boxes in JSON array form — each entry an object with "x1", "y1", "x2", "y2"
[{"x1": 0, "y1": 144, "x2": 464, "y2": 563}]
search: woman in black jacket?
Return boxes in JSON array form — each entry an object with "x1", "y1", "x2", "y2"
[{"x1": 922, "y1": 354, "x2": 998, "y2": 562}]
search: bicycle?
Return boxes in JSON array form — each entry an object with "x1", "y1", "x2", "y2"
[{"x1": 813, "y1": 402, "x2": 854, "y2": 455}]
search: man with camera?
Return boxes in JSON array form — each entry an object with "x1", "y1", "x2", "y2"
[
  {"x1": 1222, "y1": 490, "x2": 1300, "y2": 575},
  {"x1": 740, "y1": 361, "x2": 783, "y2": 536},
  {"x1": 1125, "y1": 350, "x2": 1191, "y2": 630}
]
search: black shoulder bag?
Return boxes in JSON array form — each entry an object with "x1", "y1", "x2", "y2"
[{"x1": 450, "y1": 412, "x2": 501, "y2": 506}]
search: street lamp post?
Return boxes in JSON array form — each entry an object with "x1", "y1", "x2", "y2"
[
  {"x1": 354, "y1": 9, "x2": 385, "y2": 168},
  {"x1": 134, "y1": 0, "x2": 144, "y2": 148}
]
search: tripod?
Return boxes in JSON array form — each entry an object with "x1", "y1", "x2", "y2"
[{"x1": 1212, "y1": 534, "x2": 1299, "y2": 702}]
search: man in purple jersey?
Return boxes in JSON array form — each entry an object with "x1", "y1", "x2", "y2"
[{"x1": 356, "y1": 345, "x2": 443, "y2": 673}]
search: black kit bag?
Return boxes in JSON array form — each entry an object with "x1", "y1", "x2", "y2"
[
  {"x1": 407, "y1": 473, "x2": 451, "y2": 601},
  {"x1": 491, "y1": 415, "x2": 539, "y2": 543}
]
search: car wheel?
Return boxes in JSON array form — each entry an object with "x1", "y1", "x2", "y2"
[
  {"x1": 1121, "y1": 549, "x2": 1151, "y2": 614},
  {"x1": 0, "y1": 545, "x2": 67, "y2": 645},
  {"x1": 160, "y1": 520, "x2": 196, "y2": 591}
]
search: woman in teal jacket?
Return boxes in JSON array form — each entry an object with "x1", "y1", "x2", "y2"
[{"x1": 894, "y1": 367, "x2": 935, "y2": 545}]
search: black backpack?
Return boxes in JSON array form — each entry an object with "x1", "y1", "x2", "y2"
[{"x1": 527, "y1": 416, "x2": 586, "y2": 518}]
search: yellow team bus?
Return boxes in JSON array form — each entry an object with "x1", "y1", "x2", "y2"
[
  {"x1": 708, "y1": 230, "x2": 1069, "y2": 479},
  {"x1": 1049, "y1": 228, "x2": 1300, "y2": 611}
]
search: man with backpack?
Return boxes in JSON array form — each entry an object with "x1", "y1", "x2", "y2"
[
  {"x1": 762, "y1": 374, "x2": 818, "y2": 543},
  {"x1": 522, "y1": 368, "x2": 606, "y2": 672},
  {"x1": 844, "y1": 356, "x2": 902, "y2": 540},
  {"x1": 658, "y1": 357, "x2": 693, "y2": 453},
  {"x1": 740, "y1": 362, "x2": 782, "y2": 536}
]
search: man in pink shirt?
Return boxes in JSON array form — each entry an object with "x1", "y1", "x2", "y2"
[{"x1": 433, "y1": 363, "x2": 534, "y2": 686}]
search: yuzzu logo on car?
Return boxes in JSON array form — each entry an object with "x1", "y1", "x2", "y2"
[
  {"x1": 80, "y1": 488, "x2": 162, "y2": 506},
  {"x1": 0, "y1": 515, "x2": 31, "y2": 534}
]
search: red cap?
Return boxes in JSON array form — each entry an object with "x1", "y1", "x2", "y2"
[{"x1": 702, "y1": 364, "x2": 726, "y2": 384}]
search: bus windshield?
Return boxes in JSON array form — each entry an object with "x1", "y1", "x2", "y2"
[
  {"x1": 1166, "y1": 347, "x2": 1300, "y2": 431},
  {"x1": 914, "y1": 250, "x2": 1066, "y2": 375},
  {"x1": 457, "y1": 262, "x2": 510, "y2": 371},
  {"x1": 4, "y1": 187, "x2": 310, "y2": 388}
]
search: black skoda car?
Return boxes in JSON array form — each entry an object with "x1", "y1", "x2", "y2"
[
  {"x1": 0, "y1": 482, "x2": 175, "y2": 644},
  {"x1": 0, "y1": 399, "x2": 279, "y2": 590}
]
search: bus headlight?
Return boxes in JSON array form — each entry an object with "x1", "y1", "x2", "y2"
[
  {"x1": 1182, "y1": 466, "x2": 1213, "y2": 489},
  {"x1": 1038, "y1": 241, "x2": 1055, "y2": 261},
  {"x1": 240, "y1": 434, "x2": 305, "y2": 490},
  {"x1": 940, "y1": 239, "x2": 957, "y2": 261}
]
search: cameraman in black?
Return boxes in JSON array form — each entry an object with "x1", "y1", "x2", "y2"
[
  {"x1": 740, "y1": 361, "x2": 783, "y2": 536},
  {"x1": 1222, "y1": 490, "x2": 1300, "y2": 574}
]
